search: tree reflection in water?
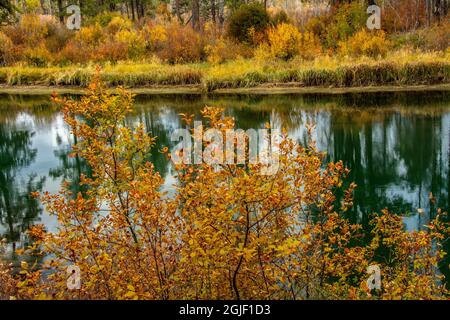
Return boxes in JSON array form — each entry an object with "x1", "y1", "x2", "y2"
[
  {"x1": 0, "y1": 121, "x2": 44, "y2": 258},
  {"x1": 0, "y1": 90, "x2": 448, "y2": 280}
]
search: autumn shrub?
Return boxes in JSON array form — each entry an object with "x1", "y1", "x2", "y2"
[
  {"x1": 298, "y1": 31, "x2": 323, "y2": 60},
  {"x1": 114, "y1": 29, "x2": 146, "y2": 60},
  {"x1": 23, "y1": 45, "x2": 53, "y2": 67},
  {"x1": 9, "y1": 75, "x2": 450, "y2": 300},
  {"x1": 420, "y1": 20, "x2": 450, "y2": 51},
  {"x1": 57, "y1": 40, "x2": 93, "y2": 65},
  {"x1": 94, "y1": 41, "x2": 129, "y2": 63},
  {"x1": 257, "y1": 24, "x2": 322, "y2": 61},
  {"x1": 0, "y1": 32, "x2": 15, "y2": 66},
  {"x1": 44, "y1": 20, "x2": 72, "y2": 53},
  {"x1": 0, "y1": 261, "x2": 16, "y2": 300},
  {"x1": 157, "y1": 22, "x2": 203, "y2": 64},
  {"x1": 106, "y1": 16, "x2": 133, "y2": 35},
  {"x1": 74, "y1": 24, "x2": 105, "y2": 49},
  {"x1": 266, "y1": 23, "x2": 301, "y2": 60},
  {"x1": 3, "y1": 14, "x2": 49, "y2": 47},
  {"x1": 227, "y1": 3, "x2": 270, "y2": 44},
  {"x1": 324, "y1": 2, "x2": 366, "y2": 49},
  {"x1": 141, "y1": 23, "x2": 167, "y2": 52},
  {"x1": 339, "y1": 29, "x2": 392, "y2": 58},
  {"x1": 56, "y1": 24, "x2": 106, "y2": 64},
  {"x1": 90, "y1": 11, "x2": 123, "y2": 27},
  {"x1": 0, "y1": 240, "x2": 16, "y2": 300},
  {"x1": 304, "y1": 15, "x2": 328, "y2": 40},
  {"x1": 205, "y1": 38, "x2": 252, "y2": 64}
]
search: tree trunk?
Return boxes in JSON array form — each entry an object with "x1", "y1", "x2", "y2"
[
  {"x1": 175, "y1": 0, "x2": 182, "y2": 22},
  {"x1": 130, "y1": 0, "x2": 135, "y2": 20},
  {"x1": 211, "y1": 0, "x2": 216, "y2": 24},
  {"x1": 58, "y1": 0, "x2": 64, "y2": 24},
  {"x1": 135, "y1": 0, "x2": 140, "y2": 19},
  {"x1": 426, "y1": 0, "x2": 432, "y2": 26},
  {"x1": 218, "y1": 0, "x2": 225, "y2": 29},
  {"x1": 39, "y1": 0, "x2": 47, "y2": 14},
  {"x1": 192, "y1": 0, "x2": 200, "y2": 30}
]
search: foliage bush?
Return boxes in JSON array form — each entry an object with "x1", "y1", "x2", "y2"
[
  {"x1": 0, "y1": 12, "x2": 447, "y2": 68},
  {"x1": 391, "y1": 20, "x2": 449, "y2": 52},
  {"x1": 74, "y1": 24, "x2": 105, "y2": 49},
  {"x1": 0, "y1": 240, "x2": 16, "y2": 300},
  {"x1": 304, "y1": 15, "x2": 329, "y2": 46},
  {"x1": 114, "y1": 29, "x2": 146, "y2": 59},
  {"x1": 157, "y1": 22, "x2": 204, "y2": 64},
  {"x1": 106, "y1": 16, "x2": 133, "y2": 35},
  {"x1": 0, "y1": 32, "x2": 15, "y2": 66},
  {"x1": 95, "y1": 41, "x2": 129, "y2": 63},
  {"x1": 339, "y1": 30, "x2": 392, "y2": 58},
  {"x1": 57, "y1": 40, "x2": 93, "y2": 65},
  {"x1": 227, "y1": 3, "x2": 270, "y2": 44},
  {"x1": 141, "y1": 23, "x2": 167, "y2": 51},
  {"x1": 266, "y1": 23, "x2": 301, "y2": 60},
  {"x1": 421, "y1": 20, "x2": 450, "y2": 51},
  {"x1": 0, "y1": 263, "x2": 16, "y2": 300},
  {"x1": 324, "y1": 2, "x2": 367, "y2": 49},
  {"x1": 44, "y1": 21, "x2": 72, "y2": 53},
  {"x1": 257, "y1": 23, "x2": 322, "y2": 61},
  {"x1": 90, "y1": 12, "x2": 124, "y2": 28},
  {"x1": 3, "y1": 14, "x2": 49, "y2": 47},
  {"x1": 7, "y1": 76, "x2": 450, "y2": 300},
  {"x1": 205, "y1": 38, "x2": 251, "y2": 64},
  {"x1": 23, "y1": 45, "x2": 53, "y2": 67},
  {"x1": 298, "y1": 31, "x2": 323, "y2": 60}
]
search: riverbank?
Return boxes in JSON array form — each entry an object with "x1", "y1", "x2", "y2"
[
  {"x1": 0, "y1": 53, "x2": 449, "y2": 93},
  {"x1": 1, "y1": 83, "x2": 450, "y2": 96}
]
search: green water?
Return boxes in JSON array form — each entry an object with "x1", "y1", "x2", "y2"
[{"x1": 0, "y1": 91, "x2": 449, "y2": 278}]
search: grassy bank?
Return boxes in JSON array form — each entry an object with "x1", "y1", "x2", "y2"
[{"x1": 0, "y1": 51, "x2": 448, "y2": 92}]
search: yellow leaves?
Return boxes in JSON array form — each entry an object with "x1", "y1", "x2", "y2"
[
  {"x1": 124, "y1": 284, "x2": 138, "y2": 300},
  {"x1": 14, "y1": 76, "x2": 449, "y2": 301},
  {"x1": 339, "y1": 29, "x2": 392, "y2": 58},
  {"x1": 20, "y1": 261, "x2": 29, "y2": 271},
  {"x1": 266, "y1": 23, "x2": 301, "y2": 60}
]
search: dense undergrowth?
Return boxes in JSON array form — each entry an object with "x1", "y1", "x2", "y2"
[{"x1": 0, "y1": 51, "x2": 448, "y2": 91}]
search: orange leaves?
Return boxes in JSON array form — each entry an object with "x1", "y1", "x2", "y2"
[
  {"x1": 9, "y1": 75, "x2": 450, "y2": 301},
  {"x1": 27, "y1": 224, "x2": 47, "y2": 242}
]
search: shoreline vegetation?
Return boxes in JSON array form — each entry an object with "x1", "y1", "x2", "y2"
[
  {"x1": 1, "y1": 3, "x2": 448, "y2": 95},
  {"x1": 0, "y1": 53, "x2": 449, "y2": 93}
]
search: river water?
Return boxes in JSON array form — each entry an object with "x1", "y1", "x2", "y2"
[{"x1": 0, "y1": 90, "x2": 449, "y2": 279}]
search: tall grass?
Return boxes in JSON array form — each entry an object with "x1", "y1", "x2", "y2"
[
  {"x1": 0, "y1": 50, "x2": 448, "y2": 91},
  {"x1": 0, "y1": 63, "x2": 203, "y2": 87},
  {"x1": 203, "y1": 50, "x2": 450, "y2": 91}
]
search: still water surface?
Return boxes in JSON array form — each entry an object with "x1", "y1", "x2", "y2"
[{"x1": 0, "y1": 91, "x2": 449, "y2": 278}]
